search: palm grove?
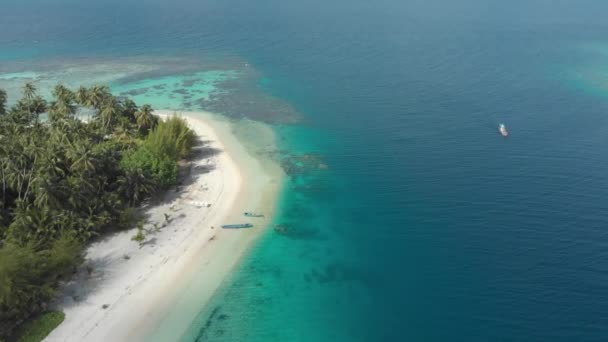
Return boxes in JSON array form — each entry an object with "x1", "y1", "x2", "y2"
[{"x1": 0, "y1": 83, "x2": 195, "y2": 338}]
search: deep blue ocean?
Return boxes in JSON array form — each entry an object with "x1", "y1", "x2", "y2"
[{"x1": 3, "y1": 0, "x2": 608, "y2": 340}]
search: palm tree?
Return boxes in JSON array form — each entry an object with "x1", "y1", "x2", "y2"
[
  {"x1": 113, "y1": 120, "x2": 137, "y2": 145},
  {"x1": 66, "y1": 141, "x2": 97, "y2": 174},
  {"x1": 65, "y1": 174, "x2": 96, "y2": 211},
  {"x1": 0, "y1": 89, "x2": 7, "y2": 115},
  {"x1": 48, "y1": 102, "x2": 66, "y2": 123},
  {"x1": 30, "y1": 96, "x2": 48, "y2": 124},
  {"x1": 0, "y1": 140, "x2": 11, "y2": 207},
  {"x1": 49, "y1": 85, "x2": 76, "y2": 122},
  {"x1": 32, "y1": 162, "x2": 66, "y2": 210},
  {"x1": 6, "y1": 135, "x2": 41, "y2": 202},
  {"x1": 88, "y1": 85, "x2": 111, "y2": 110},
  {"x1": 30, "y1": 96, "x2": 47, "y2": 114},
  {"x1": 22, "y1": 82, "x2": 38, "y2": 122},
  {"x1": 75, "y1": 86, "x2": 89, "y2": 106},
  {"x1": 135, "y1": 104, "x2": 157, "y2": 133},
  {"x1": 52, "y1": 84, "x2": 72, "y2": 104},
  {"x1": 100, "y1": 102, "x2": 118, "y2": 131},
  {"x1": 22, "y1": 82, "x2": 36, "y2": 102},
  {"x1": 11, "y1": 202, "x2": 55, "y2": 242},
  {"x1": 118, "y1": 167, "x2": 156, "y2": 206},
  {"x1": 121, "y1": 98, "x2": 138, "y2": 122}
]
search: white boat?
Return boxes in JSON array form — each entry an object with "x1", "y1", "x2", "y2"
[{"x1": 499, "y1": 124, "x2": 508, "y2": 137}]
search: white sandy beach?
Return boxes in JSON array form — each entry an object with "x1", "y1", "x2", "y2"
[{"x1": 44, "y1": 110, "x2": 284, "y2": 342}]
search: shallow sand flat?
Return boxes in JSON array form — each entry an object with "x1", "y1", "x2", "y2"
[{"x1": 44, "y1": 111, "x2": 284, "y2": 342}]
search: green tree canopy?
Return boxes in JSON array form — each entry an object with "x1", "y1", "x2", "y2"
[{"x1": 0, "y1": 85, "x2": 195, "y2": 339}]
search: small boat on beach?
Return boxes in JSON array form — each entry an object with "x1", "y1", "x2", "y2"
[
  {"x1": 221, "y1": 223, "x2": 253, "y2": 229},
  {"x1": 499, "y1": 123, "x2": 508, "y2": 137},
  {"x1": 244, "y1": 212, "x2": 264, "y2": 218}
]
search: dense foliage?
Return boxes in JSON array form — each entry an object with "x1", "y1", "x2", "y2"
[
  {"x1": 14, "y1": 311, "x2": 65, "y2": 342},
  {"x1": 0, "y1": 83, "x2": 195, "y2": 339}
]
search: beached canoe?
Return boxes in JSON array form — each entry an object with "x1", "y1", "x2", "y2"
[
  {"x1": 221, "y1": 223, "x2": 254, "y2": 229},
  {"x1": 244, "y1": 212, "x2": 264, "y2": 218}
]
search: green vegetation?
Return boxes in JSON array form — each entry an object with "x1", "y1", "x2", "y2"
[
  {"x1": 0, "y1": 83, "x2": 196, "y2": 339},
  {"x1": 14, "y1": 311, "x2": 65, "y2": 342},
  {"x1": 120, "y1": 114, "x2": 196, "y2": 188},
  {"x1": 131, "y1": 220, "x2": 147, "y2": 246}
]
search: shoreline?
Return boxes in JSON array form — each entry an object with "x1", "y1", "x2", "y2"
[{"x1": 45, "y1": 110, "x2": 284, "y2": 341}]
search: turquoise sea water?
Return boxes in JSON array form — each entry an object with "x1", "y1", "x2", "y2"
[{"x1": 4, "y1": 0, "x2": 608, "y2": 340}]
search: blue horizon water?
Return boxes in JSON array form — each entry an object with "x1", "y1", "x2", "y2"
[{"x1": 4, "y1": 0, "x2": 608, "y2": 340}]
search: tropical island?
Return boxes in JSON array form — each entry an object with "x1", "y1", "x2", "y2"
[{"x1": 0, "y1": 84, "x2": 284, "y2": 341}]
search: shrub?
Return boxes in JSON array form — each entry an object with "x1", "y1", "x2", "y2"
[
  {"x1": 14, "y1": 311, "x2": 65, "y2": 342},
  {"x1": 118, "y1": 207, "x2": 138, "y2": 229},
  {"x1": 145, "y1": 114, "x2": 195, "y2": 160},
  {"x1": 120, "y1": 146, "x2": 177, "y2": 187},
  {"x1": 0, "y1": 236, "x2": 80, "y2": 339},
  {"x1": 131, "y1": 226, "x2": 146, "y2": 246}
]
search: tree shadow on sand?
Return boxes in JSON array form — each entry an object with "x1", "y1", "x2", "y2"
[
  {"x1": 182, "y1": 138, "x2": 222, "y2": 180},
  {"x1": 190, "y1": 139, "x2": 222, "y2": 159},
  {"x1": 55, "y1": 254, "x2": 116, "y2": 311},
  {"x1": 155, "y1": 138, "x2": 222, "y2": 206}
]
